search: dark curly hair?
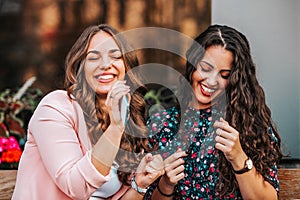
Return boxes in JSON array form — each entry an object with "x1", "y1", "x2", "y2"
[
  {"x1": 64, "y1": 24, "x2": 150, "y2": 186},
  {"x1": 184, "y1": 24, "x2": 282, "y2": 196}
]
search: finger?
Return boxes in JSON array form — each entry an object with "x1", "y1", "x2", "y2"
[
  {"x1": 148, "y1": 155, "x2": 163, "y2": 167},
  {"x1": 145, "y1": 165, "x2": 164, "y2": 177},
  {"x1": 164, "y1": 149, "x2": 187, "y2": 164},
  {"x1": 164, "y1": 157, "x2": 184, "y2": 171},
  {"x1": 106, "y1": 81, "x2": 128, "y2": 99},
  {"x1": 135, "y1": 153, "x2": 153, "y2": 174},
  {"x1": 213, "y1": 121, "x2": 238, "y2": 136},
  {"x1": 216, "y1": 128, "x2": 239, "y2": 144},
  {"x1": 145, "y1": 153, "x2": 154, "y2": 162},
  {"x1": 215, "y1": 134, "x2": 234, "y2": 147},
  {"x1": 108, "y1": 86, "x2": 130, "y2": 102},
  {"x1": 163, "y1": 171, "x2": 185, "y2": 185},
  {"x1": 166, "y1": 164, "x2": 185, "y2": 177},
  {"x1": 219, "y1": 118, "x2": 228, "y2": 125},
  {"x1": 215, "y1": 142, "x2": 227, "y2": 152},
  {"x1": 146, "y1": 155, "x2": 164, "y2": 173}
]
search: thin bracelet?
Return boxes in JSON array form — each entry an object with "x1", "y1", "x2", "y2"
[{"x1": 157, "y1": 183, "x2": 174, "y2": 197}]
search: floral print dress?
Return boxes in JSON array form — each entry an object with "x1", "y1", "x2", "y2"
[{"x1": 144, "y1": 107, "x2": 279, "y2": 200}]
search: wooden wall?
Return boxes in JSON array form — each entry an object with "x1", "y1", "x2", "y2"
[{"x1": 0, "y1": 0, "x2": 211, "y2": 93}]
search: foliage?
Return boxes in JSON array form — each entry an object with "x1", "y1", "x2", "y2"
[{"x1": 0, "y1": 77, "x2": 43, "y2": 169}]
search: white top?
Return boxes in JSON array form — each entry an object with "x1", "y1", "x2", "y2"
[{"x1": 90, "y1": 166, "x2": 122, "y2": 199}]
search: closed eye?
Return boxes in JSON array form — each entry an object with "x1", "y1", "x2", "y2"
[
  {"x1": 110, "y1": 50, "x2": 122, "y2": 60},
  {"x1": 86, "y1": 51, "x2": 100, "y2": 61},
  {"x1": 220, "y1": 70, "x2": 231, "y2": 79},
  {"x1": 198, "y1": 61, "x2": 213, "y2": 72}
]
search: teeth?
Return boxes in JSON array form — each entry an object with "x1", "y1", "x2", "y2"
[
  {"x1": 202, "y1": 85, "x2": 215, "y2": 93},
  {"x1": 98, "y1": 74, "x2": 114, "y2": 80}
]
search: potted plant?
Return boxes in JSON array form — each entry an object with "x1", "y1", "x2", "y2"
[{"x1": 0, "y1": 77, "x2": 43, "y2": 170}]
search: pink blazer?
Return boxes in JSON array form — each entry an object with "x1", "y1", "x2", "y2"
[{"x1": 12, "y1": 90, "x2": 128, "y2": 200}]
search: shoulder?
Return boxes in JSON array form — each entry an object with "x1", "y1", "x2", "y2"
[
  {"x1": 147, "y1": 106, "x2": 179, "y2": 121},
  {"x1": 37, "y1": 90, "x2": 76, "y2": 110},
  {"x1": 40, "y1": 90, "x2": 72, "y2": 105},
  {"x1": 147, "y1": 107, "x2": 179, "y2": 125},
  {"x1": 33, "y1": 90, "x2": 79, "y2": 119},
  {"x1": 147, "y1": 106, "x2": 180, "y2": 135}
]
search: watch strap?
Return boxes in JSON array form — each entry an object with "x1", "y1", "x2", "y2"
[
  {"x1": 232, "y1": 157, "x2": 252, "y2": 174},
  {"x1": 131, "y1": 176, "x2": 148, "y2": 194}
]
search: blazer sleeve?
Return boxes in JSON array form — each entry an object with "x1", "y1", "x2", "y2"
[{"x1": 29, "y1": 90, "x2": 111, "y2": 200}]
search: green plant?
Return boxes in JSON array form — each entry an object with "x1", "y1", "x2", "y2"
[{"x1": 0, "y1": 77, "x2": 43, "y2": 169}]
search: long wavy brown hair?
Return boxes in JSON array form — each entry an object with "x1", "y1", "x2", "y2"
[
  {"x1": 184, "y1": 24, "x2": 282, "y2": 196},
  {"x1": 64, "y1": 24, "x2": 150, "y2": 185}
]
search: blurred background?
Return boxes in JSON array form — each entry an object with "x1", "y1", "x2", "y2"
[
  {"x1": 0, "y1": 0, "x2": 299, "y2": 164},
  {"x1": 0, "y1": 0, "x2": 210, "y2": 92}
]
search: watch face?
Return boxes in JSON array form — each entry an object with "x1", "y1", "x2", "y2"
[{"x1": 246, "y1": 159, "x2": 253, "y2": 169}]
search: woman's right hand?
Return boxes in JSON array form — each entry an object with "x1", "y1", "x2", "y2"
[
  {"x1": 105, "y1": 80, "x2": 130, "y2": 131},
  {"x1": 134, "y1": 153, "x2": 165, "y2": 189},
  {"x1": 161, "y1": 148, "x2": 187, "y2": 187}
]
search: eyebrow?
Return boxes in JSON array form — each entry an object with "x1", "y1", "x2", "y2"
[
  {"x1": 201, "y1": 60, "x2": 214, "y2": 69},
  {"x1": 87, "y1": 49, "x2": 121, "y2": 55},
  {"x1": 201, "y1": 60, "x2": 231, "y2": 72}
]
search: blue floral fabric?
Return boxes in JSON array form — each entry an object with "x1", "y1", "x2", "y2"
[{"x1": 144, "y1": 107, "x2": 279, "y2": 200}]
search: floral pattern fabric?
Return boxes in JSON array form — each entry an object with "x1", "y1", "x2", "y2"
[{"x1": 144, "y1": 107, "x2": 279, "y2": 199}]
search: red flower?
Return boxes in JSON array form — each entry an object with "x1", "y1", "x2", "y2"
[
  {"x1": 0, "y1": 136, "x2": 22, "y2": 164},
  {"x1": 2, "y1": 149, "x2": 22, "y2": 163}
]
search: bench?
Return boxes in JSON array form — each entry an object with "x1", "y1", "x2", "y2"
[{"x1": 0, "y1": 169, "x2": 299, "y2": 200}]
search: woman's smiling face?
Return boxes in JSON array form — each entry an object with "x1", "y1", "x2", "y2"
[
  {"x1": 84, "y1": 31, "x2": 125, "y2": 95},
  {"x1": 191, "y1": 45, "x2": 233, "y2": 109}
]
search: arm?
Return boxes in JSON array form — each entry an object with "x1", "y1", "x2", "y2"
[
  {"x1": 214, "y1": 118, "x2": 278, "y2": 200},
  {"x1": 31, "y1": 86, "x2": 127, "y2": 199},
  {"x1": 31, "y1": 91, "x2": 111, "y2": 199},
  {"x1": 92, "y1": 80, "x2": 129, "y2": 176}
]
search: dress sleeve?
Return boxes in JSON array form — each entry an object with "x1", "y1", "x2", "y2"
[
  {"x1": 144, "y1": 107, "x2": 179, "y2": 200},
  {"x1": 266, "y1": 126, "x2": 280, "y2": 193},
  {"x1": 29, "y1": 90, "x2": 111, "y2": 200}
]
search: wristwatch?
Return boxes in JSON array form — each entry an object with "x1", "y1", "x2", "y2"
[
  {"x1": 131, "y1": 176, "x2": 148, "y2": 195},
  {"x1": 232, "y1": 157, "x2": 253, "y2": 174}
]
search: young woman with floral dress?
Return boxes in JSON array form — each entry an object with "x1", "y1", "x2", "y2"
[{"x1": 144, "y1": 24, "x2": 282, "y2": 200}]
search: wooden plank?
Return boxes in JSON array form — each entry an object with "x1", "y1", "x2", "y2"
[
  {"x1": 0, "y1": 170, "x2": 17, "y2": 200},
  {"x1": 0, "y1": 169, "x2": 299, "y2": 199},
  {"x1": 278, "y1": 168, "x2": 300, "y2": 200}
]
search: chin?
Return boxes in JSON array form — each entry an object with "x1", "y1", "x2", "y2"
[{"x1": 95, "y1": 86, "x2": 110, "y2": 95}]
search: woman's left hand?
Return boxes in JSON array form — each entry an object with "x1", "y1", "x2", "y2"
[{"x1": 213, "y1": 118, "x2": 248, "y2": 169}]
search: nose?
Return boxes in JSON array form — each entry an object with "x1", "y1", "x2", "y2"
[
  {"x1": 99, "y1": 56, "x2": 113, "y2": 70},
  {"x1": 206, "y1": 72, "x2": 219, "y2": 87}
]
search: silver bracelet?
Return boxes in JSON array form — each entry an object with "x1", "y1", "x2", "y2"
[{"x1": 131, "y1": 176, "x2": 148, "y2": 195}]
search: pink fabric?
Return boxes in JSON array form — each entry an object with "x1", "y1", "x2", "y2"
[
  {"x1": 110, "y1": 185, "x2": 130, "y2": 200},
  {"x1": 12, "y1": 90, "x2": 125, "y2": 200}
]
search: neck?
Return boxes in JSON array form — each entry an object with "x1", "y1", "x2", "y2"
[
  {"x1": 189, "y1": 100, "x2": 212, "y2": 110},
  {"x1": 96, "y1": 94, "x2": 108, "y2": 111}
]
